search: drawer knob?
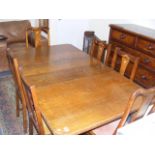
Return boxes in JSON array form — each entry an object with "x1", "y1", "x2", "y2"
[
  {"x1": 143, "y1": 58, "x2": 150, "y2": 64},
  {"x1": 141, "y1": 75, "x2": 148, "y2": 80}
]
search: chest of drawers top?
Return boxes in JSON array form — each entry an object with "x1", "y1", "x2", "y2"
[
  {"x1": 110, "y1": 24, "x2": 155, "y2": 41},
  {"x1": 109, "y1": 24, "x2": 155, "y2": 58}
]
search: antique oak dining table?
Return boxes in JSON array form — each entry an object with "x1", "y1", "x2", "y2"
[{"x1": 10, "y1": 44, "x2": 141, "y2": 135}]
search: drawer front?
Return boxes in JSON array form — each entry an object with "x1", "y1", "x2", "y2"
[
  {"x1": 110, "y1": 41, "x2": 155, "y2": 72},
  {"x1": 111, "y1": 29, "x2": 135, "y2": 47},
  {"x1": 123, "y1": 46, "x2": 155, "y2": 71},
  {"x1": 135, "y1": 67, "x2": 155, "y2": 88},
  {"x1": 136, "y1": 38, "x2": 155, "y2": 56},
  {"x1": 139, "y1": 53, "x2": 155, "y2": 71}
]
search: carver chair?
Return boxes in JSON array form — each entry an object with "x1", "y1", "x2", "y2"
[
  {"x1": 20, "y1": 74, "x2": 53, "y2": 135},
  {"x1": 105, "y1": 47, "x2": 140, "y2": 81},
  {"x1": 7, "y1": 53, "x2": 27, "y2": 133},
  {"x1": 83, "y1": 31, "x2": 95, "y2": 53},
  {"x1": 26, "y1": 26, "x2": 50, "y2": 48},
  {"x1": 88, "y1": 86, "x2": 155, "y2": 135},
  {"x1": 89, "y1": 37, "x2": 112, "y2": 63}
]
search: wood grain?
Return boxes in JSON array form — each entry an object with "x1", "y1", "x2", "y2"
[{"x1": 10, "y1": 44, "x2": 141, "y2": 134}]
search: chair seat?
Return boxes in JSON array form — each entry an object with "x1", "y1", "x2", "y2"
[{"x1": 91, "y1": 119, "x2": 120, "y2": 135}]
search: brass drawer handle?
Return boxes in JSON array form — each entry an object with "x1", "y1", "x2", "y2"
[
  {"x1": 141, "y1": 75, "x2": 148, "y2": 80},
  {"x1": 143, "y1": 58, "x2": 150, "y2": 64},
  {"x1": 120, "y1": 34, "x2": 126, "y2": 40}
]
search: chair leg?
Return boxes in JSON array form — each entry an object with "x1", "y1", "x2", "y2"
[
  {"x1": 16, "y1": 91, "x2": 20, "y2": 117},
  {"x1": 22, "y1": 105, "x2": 27, "y2": 133},
  {"x1": 29, "y1": 118, "x2": 33, "y2": 135},
  {"x1": 85, "y1": 131, "x2": 96, "y2": 135}
]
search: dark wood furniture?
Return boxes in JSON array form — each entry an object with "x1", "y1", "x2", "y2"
[
  {"x1": 89, "y1": 37, "x2": 111, "y2": 63},
  {"x1": 108, "y1": 24, "x2": 155, "y2": 88},
  {"x1": 109, "y1": 47, "x2": 139, "y2": 80},
  {"x1": 83, "y1": 31, "x2": 95, "y2": 53},
  {"x1": 10, "y1": 44, "x2": 141, "y2": 135}
]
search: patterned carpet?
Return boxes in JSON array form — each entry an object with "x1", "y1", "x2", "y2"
[{"x1": 0, "y1": 75, "x2": 24, "y2": 135}]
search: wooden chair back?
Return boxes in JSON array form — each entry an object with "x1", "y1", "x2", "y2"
[
  {"x1": 20, "y1": 75, "x2": 45, "y2": 135},
  {"x1": 6, "y1": 53, "x2": 27, "y2": 132},
  {"x1": 114, "y1": 87, "x2": 155, "y2": 134},
  {"x1": 7, "y1": 53, "x2": 22, "y2": 92},
  {"x1": 38, "y1": 19, "x2": 49, "y2": 28},
  {"x1": 26, "y1": 27, "x2": 50, "y2": 48},
  {"x1": 83, "y1": 31, "x2": 95, "y2": 53},
  {"x1": 110, "y1": 47, "x2": 139, "y2": 80},
  {"x1": 41, "y1": 27, "x2": 50, "y2": 46},
  {"x1": 89, "y1": 37, "x2": 112, "y2": 63}
]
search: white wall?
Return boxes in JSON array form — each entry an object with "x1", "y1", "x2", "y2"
[
  {"x1": 88, "y1": 19, "x2": 155, "y2": 41},
  {"x1": 88, "y1": 19, "x2": 132, "y2": 41},
  {"x1": 50, "y1": 19, "x2": 89, "y2": 48},
  {"x1": 49, "y1": 19, "x2": 155, "y2": 50}
]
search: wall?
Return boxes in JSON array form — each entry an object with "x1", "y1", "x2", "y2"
[
  {"x1": 49, "y1": 19, "x2": 155, "y2": 50},
  {"x1": 50, "y1": 20, "x2": 89, "y2": 48},
  {"x1": 88, "y1": 19, "x2": 155, "y2": 41},
  {"x1": 1, "y1": 19, "x2": 155, "y2": 50}
]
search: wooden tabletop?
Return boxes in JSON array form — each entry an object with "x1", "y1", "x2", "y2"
[
  {"x1": 11, "y1": 44, "x2": 92, "y2": 76},
  {"x1": 10, "y1": 44, "x2": 141, "y2": 135}
]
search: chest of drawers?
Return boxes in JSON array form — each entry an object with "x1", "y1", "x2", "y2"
[{"x1": 108, "y1": 24, "x2": 155, "y2": 88}]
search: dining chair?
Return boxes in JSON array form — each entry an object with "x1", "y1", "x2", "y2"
[
  {"x1": 7, "y1": 53, "x2": 27, "y2": 133},
  {"x1": 106, "y1": 47, "x2": 140, "y2": 81},
  {"x1": 89, "y1": 37, "x2": 112, "y2": 63},
  {"x1": 26, "y1": 27, "x2": 50, "y2": 48},
  {"x1": 83, "y1": 31, "x2": 95, "y2": 53},
  {"x1": 87, "y1": 48, "x2": 140, "y2": 135},
  {"x1": 38, "y1": 19, "x2": 49, "y2": 29},
  {"x1": 87, "y1": 86, "x2": 155, "y2": 135},
  {"x1": 20, "y1": 74, "x2": 53, "y2": 135}
]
